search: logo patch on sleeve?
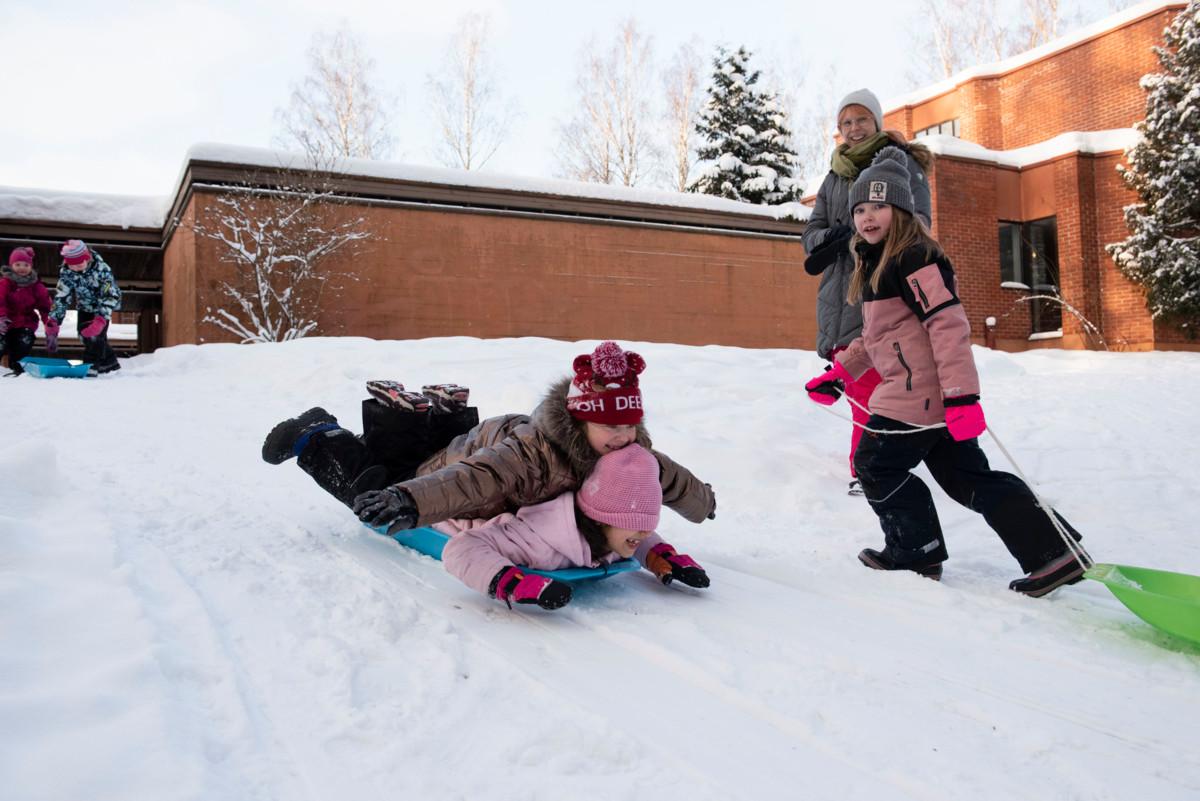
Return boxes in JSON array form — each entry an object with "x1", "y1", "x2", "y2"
[{"x1": 868, "y1": 181, "x2": 887, "y2": 202}]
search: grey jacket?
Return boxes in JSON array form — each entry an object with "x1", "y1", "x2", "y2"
[{"x1": 801, "y1": 148, "x2": 931, "y2": 360}]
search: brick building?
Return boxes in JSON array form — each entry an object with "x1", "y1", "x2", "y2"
[{"x1": 871, "y1": 0, "x2": 1191, "y2": 350}]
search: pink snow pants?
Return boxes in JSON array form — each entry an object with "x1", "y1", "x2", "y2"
[{"x1": 833, "y1": 346, "x2": 882, "y2": 478}]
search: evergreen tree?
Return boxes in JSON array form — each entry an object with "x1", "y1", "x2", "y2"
[
  {"x1": 1108, "y1": 1, "x2": 1200, "y2": 330},
  {"x1": 688, "y1": 46, "x2": 802, "y2": 205}
]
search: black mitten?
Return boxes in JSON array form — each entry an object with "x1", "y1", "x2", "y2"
[
  {"x1": 353, "y1": 486, "x2": 419, "y2": 529},
  {"x1": 804, "y1": 224, "x2": 854, "y2": 276},
  {"x1": 489, "y1": 566, "x2": 573, "y2": 610}
]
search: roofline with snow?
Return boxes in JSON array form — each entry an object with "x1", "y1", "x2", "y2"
[
  {"x1": 882, "y1": 0, "x2": 1185, "y2": 113},
  {"x1": 160, "y1": 156, "x2": 806, "y2": 247}
]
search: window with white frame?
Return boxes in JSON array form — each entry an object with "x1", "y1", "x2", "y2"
[{"x1": 914, "y1": 119, "x2": 960, "y2": 138}]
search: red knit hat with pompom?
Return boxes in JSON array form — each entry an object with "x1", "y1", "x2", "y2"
[{"x1": 565, "y1": 341, "x2": 646, "y2": 425}]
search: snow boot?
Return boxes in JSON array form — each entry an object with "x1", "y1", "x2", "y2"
[
  {"x1": 847, "y1": 479, "x2": 864, "y2": 496},
  {"x1": 858, "y1": 547, "x2": 944, "y2": 580},
  {"x1": 1009, "y1": 551, "x2": 1086, "y2": 597},
  {"x1": 261, "y1": 407, "x2": 340, "y2": 464},
  {"x1": 365, "y1": 380, "x2": 431, "y2": 413},
  {"x1": 421, "y1": 383, "x2": 470, "y2": 414}
]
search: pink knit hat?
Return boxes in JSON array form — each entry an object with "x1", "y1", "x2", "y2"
[
  {"x1": 61, "y1": 239, "x2": 91, "y2": 266},
  {"x1": 566, "y1": 341, "x2": 646, "y2": 425},
  {"x1": 576, "y1": 444, "x2": 662, "y2": 531},
  {"x1": 8, "y1": 246, "x2": 34, "y2": 267}
]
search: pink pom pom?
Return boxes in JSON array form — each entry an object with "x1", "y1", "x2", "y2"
[{"x1": 590, "y1": 341, "x2": 628, "y2": 380}]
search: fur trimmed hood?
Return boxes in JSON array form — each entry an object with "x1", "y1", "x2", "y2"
[{"x1": 530, "y1": 377, "x2": 653, "y2": 482}]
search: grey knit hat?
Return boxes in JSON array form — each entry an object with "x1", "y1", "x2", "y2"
[
  {"x1": 848, "y1": 147, "x2": 915, "y2": 216},
  {"x1": 836, "y1": 88, "x2": 883, "y2": 132}
]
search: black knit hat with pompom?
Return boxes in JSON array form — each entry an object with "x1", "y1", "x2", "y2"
[{"x1": 848, "y1": 146, "x2": 914, "y2": 217}]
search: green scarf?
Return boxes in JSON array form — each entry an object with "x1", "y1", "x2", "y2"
[{"x1": 829, "y1": 132, "x2": 891, "y2": 180}]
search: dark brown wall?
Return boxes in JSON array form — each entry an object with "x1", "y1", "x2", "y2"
[{"x1": 166, "y1": 191, "x2": 816, "y2": 350}]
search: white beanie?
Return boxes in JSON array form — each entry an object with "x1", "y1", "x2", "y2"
[{"x1": 837, "y1": 88, "x2": 884, "y2": 132}]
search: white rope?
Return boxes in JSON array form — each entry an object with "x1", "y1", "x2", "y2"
[{"x1": 814, "y1": 390, "x2": 1093, "y2": 569}]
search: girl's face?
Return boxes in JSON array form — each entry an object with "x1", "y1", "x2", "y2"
[
  {"x1": 853, "y1": 202, "x2": 893, "y2": 244},
  {"x1": 838, "y1": 104, "x2": 878, "y2": 145},
  {"x1": 66, "y1": 259, "x2": 90, "y2": 272},
  {"x1": 9, "y1": 260, "x2": 32, "y2": 276},
  {"x1": 584, "y1": 422, "x2": 636, "y2": 455},
  {"x1": 603, "y1": 525, "x2": 652, "y2": 558}
]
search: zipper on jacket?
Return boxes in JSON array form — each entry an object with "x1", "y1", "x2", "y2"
[
  {"x1": 893, "y1": 342, "x2": 913, "y2": 391},
  {"x1": 910, "y1": 277, "x2": 931, "y2": 310}
]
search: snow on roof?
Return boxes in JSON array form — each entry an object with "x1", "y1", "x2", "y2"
[
  {"x1": 178, "y1": 143, "x2": 810, "y2": 222},
  {"x1": 920, "y1": 129, "x2": 1140, "y2": 168},
  {"x1": 0, "y1": 184, "x2": 169, "y2": 230},
  {"x1": 884, "y1": 0, "x2": 1184, "y2": 111}
]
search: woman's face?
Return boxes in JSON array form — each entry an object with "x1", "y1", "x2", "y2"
[
  {"x1": 9, "y1": 260, "x2": 32, "y2": 276},
  {"x1": 853, "y1": 202, "x2": 893, "y2": 244},
  {"x1": 603, "y1": 525, "x2": 652, "y2": 558},
  {"x1": 584, "y1": 422, "x2": 636, "y2": 455},
  {"x1": 838, "y1": 104, "x2": 878, "y2": 145}
]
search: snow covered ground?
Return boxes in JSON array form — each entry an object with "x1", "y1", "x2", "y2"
[{"x1": 3, "y1": 336, "x2": 1199, "y2": 801}]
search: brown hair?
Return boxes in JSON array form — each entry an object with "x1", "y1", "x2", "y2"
[
  {"x1": 881, "y1": 130, "x2": 934, "y2": 170},
  {"x1": 847, "y1": 207, "x2": 942, "y2": 304},
  {"x1": 574, "y1": 498, "x2": 611, "y2": 562}
]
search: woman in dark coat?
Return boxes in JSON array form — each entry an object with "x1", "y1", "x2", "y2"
[{"x1": 801, "y1": 88, "x2": 933, "y2": 495}]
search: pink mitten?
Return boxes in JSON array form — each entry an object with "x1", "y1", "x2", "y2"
[
  {"x1": 490, "y1": 566, "x2": 572, "y2": 610},
  {"x1": 80, "y1": 316, "x2": 107, "y2": 338},
  {"x1": 804, "y1": 361, "x2": 852, "y2": 406},
  {"x1": 945, "y1": 397, "x2": 986, "y2": 441},
  {"x1": 644, "y1": 542, "x2": 710, "y2": 588}
]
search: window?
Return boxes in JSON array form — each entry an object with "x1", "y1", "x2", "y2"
[
  {"x1": 914, "y1": 119, "x2": 959, "y2": 138},
  {"x1": 998, "y1": 217, "x2": 1061, "y2": 335}
]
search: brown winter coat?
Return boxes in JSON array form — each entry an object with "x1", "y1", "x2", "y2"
[
  {"x1": 395, "y1": 378, "x2": 716, "y2": 527},
  {"x1": 836, "y1": 240, "x2": 980, "y2": 426}
]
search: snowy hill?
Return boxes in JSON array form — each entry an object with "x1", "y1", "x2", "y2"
[{"x1": 3, "y1": 336, "x2": 1199, "y2": 800}]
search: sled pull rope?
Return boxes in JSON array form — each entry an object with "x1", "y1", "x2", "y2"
[{"x1": 818, "y1": 392, "x2": 1093, "y2": 567}]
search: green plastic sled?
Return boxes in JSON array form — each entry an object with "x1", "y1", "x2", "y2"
[{"x1": 1085, "y1": 563, "x2": 1200, "y2": 646}]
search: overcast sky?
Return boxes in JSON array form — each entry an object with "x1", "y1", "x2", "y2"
[{"x1": 1, "y1": 0, "x2": 1131, "y2": 197}]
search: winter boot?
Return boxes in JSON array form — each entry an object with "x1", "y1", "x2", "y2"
[
  {"x1": 366, "y1": 380, "x2": 432, "y2": 413},
  {"x1": 421, "y1": 383, "x2": 470, "y2": 414},
  {"x1": 858, "y1": 547, "x2": 944, "y2": 581},
  {"x1": 847, "y1": 479, "x2": 864, "y2": 497},
  {"x1": 1009, "y1": 551, "x2": 1086, "y2": 597},
  {"x1": 261, "y1": 407, "x2": 340, "y2": 464}
]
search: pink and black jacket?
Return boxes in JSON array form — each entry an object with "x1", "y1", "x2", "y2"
[{"x1": 835, "y1": 240, "x2": 980, "y2": 427}]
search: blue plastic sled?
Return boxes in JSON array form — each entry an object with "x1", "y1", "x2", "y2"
[
  {"x1": 19, "y1": 357, "x2": 92, "y2": 378},
  {"x1": 370, "y1": 524, "x2": 640, "y2": 584}
]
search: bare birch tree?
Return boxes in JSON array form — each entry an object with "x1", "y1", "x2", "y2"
[
  {"x1": 556, "y1": 19, "x2": 658, "y2": 186},
  {"x1": 189, "y1": 169, "x2": 373, "y2": 343},
  {"x1": 775, "y1": 61, "x2": 841, "y2": 192},
  {"x1": 1018, "y1": 0, "x2": 1066, "y2": 49},
  {"x1": 427, "y1": 12, "x2": 515, "y2": 170},
  {"x1": 275, "y1": 24, "x2": 396, "y2": 162},
  {"x1": 911, "y1": 0, "x2": 1012, "y2": 81},
  {"x1": 663, "y1": 38, "x2": 705, "y2": 192}
]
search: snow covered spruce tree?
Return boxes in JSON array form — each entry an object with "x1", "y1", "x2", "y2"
[
  {"x1": 190, "y1": 168, "x2": 373, "y2": 343},
  {"x1": 688, "y1": 46, "x2": 802, "y2": 204},
  {"x1": 1108, "y1": 1, "x2": 1200, "y2": 330}
]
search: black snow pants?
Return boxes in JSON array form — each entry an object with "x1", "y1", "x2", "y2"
[
  {"x1": 298, "y1": 399, "x2": 479, "y2": 507},
  {"x1": 853, "y1": 415, "x2": 1081, "y2": 573},
  {"x1": 77, "y1": 313, "x2": 120, "y2": 373},
  {"x1": 1, "y1": 328, "x2": 36, "y2": 374}
]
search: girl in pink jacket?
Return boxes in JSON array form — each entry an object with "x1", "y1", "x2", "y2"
[
  {"x1": 804, "y1": 147, "x2": 1085, "y2": 598},
  {"x1": 1, "y1": 247, "x2": 57, "y2": 375},
  {"x1": 439, "y1": 444, "x2": 710, "y2": 610}
]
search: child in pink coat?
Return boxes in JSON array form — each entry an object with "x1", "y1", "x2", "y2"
[
  {"x1": 440, "y1": 444, "x2": 710, "y2": 610},
  {"x1": 0, "y1": 247, "x2": 58, "y2": 375}
]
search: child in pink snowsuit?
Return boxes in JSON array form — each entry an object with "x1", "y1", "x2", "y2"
[
  {"x1": 439, "y1": 444, "x2": 710, "y2": 610},
  {"x1": 0, "y1": 247, "x2": 57, "y2": 375}
]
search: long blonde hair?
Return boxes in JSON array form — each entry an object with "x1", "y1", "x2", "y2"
[{"x1": 847, "y1": 208, "x2": 942, "y2": 304}]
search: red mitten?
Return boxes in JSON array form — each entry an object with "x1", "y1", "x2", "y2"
[
  {"x1": 644, "y1": 542, "x2": 710, "y2": 588},
  {"x1": 490, "y1": 566, "x2": 572, "y2": 610},
  {"x1": 944, "y1": 396, "x2": 986, "y2": 441},
  {"x1": 80, "y1": 316, "x2": 107, "y2": 338},
  {"x1": 804, "y1": 361, "x2": 852, "y2": 406}
]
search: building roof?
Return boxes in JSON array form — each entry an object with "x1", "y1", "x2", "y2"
[
  {"x1": 884, "y1": 0, "x2": 1185, "y2": 111},
  {"x1": 920, "y1": 129, "x2": 1140, "y2": 168}
]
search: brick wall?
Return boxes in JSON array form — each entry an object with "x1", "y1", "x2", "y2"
[
  {"x1": 887, "y1": 6, "x2": 1183, "y2": 148},
  {"x1": 165, "y1": 191, "x2": 815, "y2": 350}
]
